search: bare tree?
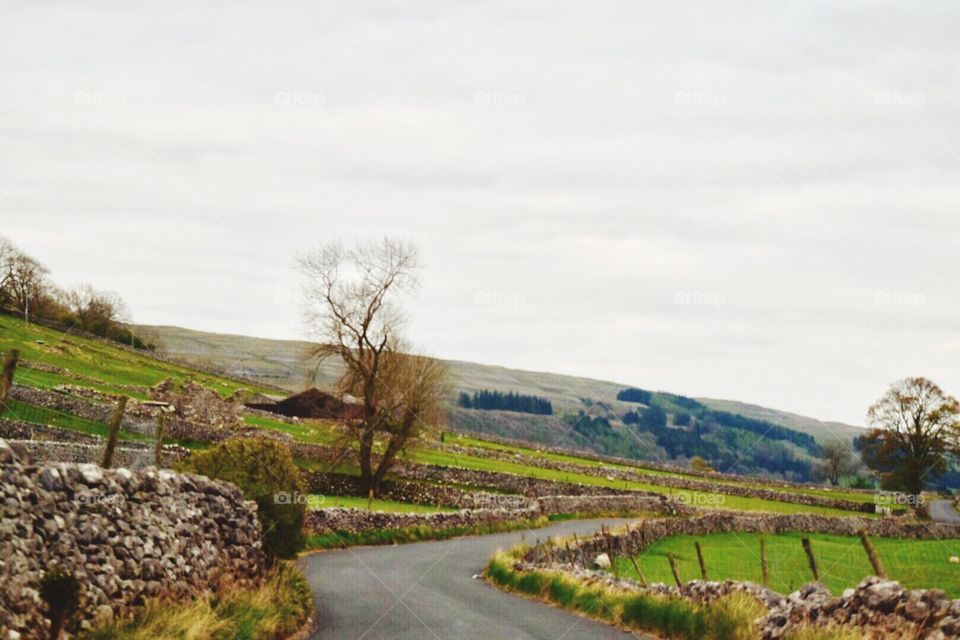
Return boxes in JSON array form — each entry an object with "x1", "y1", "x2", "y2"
[
  {"x1": 65, "y1": 284, "x2": 129, "y2": 333},
  {"x1": 3, "y1": 248, "x2": 49, "y2": 315},
  {"x1": 299, "y1": 238, "x2": 448, "y2": 495},
  {"x1": 817, "y1": 440, "x2": 855, "y2": 486},
  {"x1": 860, "y1": 377, "x2": 960, "y2": 497}
]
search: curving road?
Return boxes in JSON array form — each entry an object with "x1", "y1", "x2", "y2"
[
  {"x1": 930, "y1": 499, "x2": 960, "y2": 523},
  {"x1": 301, "y1": 518, "x2": 651, "y2": 640}
]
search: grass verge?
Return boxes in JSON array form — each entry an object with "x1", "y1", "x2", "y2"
[
  {"x1": 82, "y1": 562, "x2": 312, "y2": 640},
  {"x1": 486, "y1": 547, "x2": 764, "y2": 639}
]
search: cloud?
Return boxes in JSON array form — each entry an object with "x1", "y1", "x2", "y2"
[{"x1": 3, "y1": 0, "x2": 960, "y2": 424}]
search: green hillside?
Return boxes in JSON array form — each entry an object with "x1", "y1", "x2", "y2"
[
  {"x1": 0, "y1": 315, "x2": 276, "y2": 399},
  {"x1": 140, "y1": 324, "x2": 864, "y2": 481}
]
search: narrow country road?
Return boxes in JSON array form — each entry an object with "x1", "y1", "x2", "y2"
[
  {"x1": 301, "y1": 518, "x2": 651, "y2": 640},
  {"x1": 929, "y1": 499, "x2": 960, "y2": 523}
]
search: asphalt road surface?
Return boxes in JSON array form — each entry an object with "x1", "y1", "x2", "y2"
[
  {"x1": 301, "y1": 517, "x2": 651, "y2": 640},
  {"x1": 930, "y1": 499, "x2": 960, "y2": 523}
]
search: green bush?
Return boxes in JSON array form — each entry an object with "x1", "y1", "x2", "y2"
[
  {"x1": 178, "y1": 438, "x2": 306, "y2": 561},
  {"x1": 704, "y1": 593, "x2": 765, "y2": 640},
  {"x1": 40, "y1": 568, "x2": 81, "y2": 639}
]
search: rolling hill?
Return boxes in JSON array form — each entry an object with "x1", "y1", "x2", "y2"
[{"x1": 141, "y1": 324, "x2": 864, "y2": 471}]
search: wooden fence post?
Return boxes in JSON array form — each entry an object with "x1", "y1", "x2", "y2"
[
  {"x1": 629, "y1": 556, "x2": 648, "y2": 587},
  {"x1": 667, "y1": 552, "x2": 683, "y2": 588},
  {"x1": 0, "y1": 349, "x2": 19, "y2": 415},
  {"x1": 760, "y1": 538, "x2": 769, "y2": 586},
  {"x1": 695, "y1": 541, "x2": 708, "y2": 580},
  {"x1": 101, "y1": 395, "x2": 128, "y2": 469},
  {"x1": 801, "y1": 537, "x2": 820, "y2": 582},
  {"x1": 858, "y1": 529, "x2": 887, "y2": 578},
  {"x1": 154, "y1": 411, "x2": 165, "y2": 467}
]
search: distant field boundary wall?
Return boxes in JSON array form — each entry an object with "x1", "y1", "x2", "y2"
[
  {"x1": 436, "y1": 442, "x2": 882, "y2": 514},
  {"x1": 305, "y1": 494, "x2": 686, "y2": 535},
  {"x1": 447, "y1": 429, "x2": 872, "y2": 493}
]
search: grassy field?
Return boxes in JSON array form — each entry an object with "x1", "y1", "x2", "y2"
[
  {"x1": 3, "y1": 314, "x2": 878, "y2": 519},
  {"x1": 242, "y1": 414, "x2": 340, "y2": 444},
  {"x1": 1, "y1": 315, "x2": 275, "y2": 398},
  {"x1": 312, "y1": 495, "x2": 456, "y2": 513},
  {"x1": 615, "y1": 532, "x2": 960, "y2": 596}
]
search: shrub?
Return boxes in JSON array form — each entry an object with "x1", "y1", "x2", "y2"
[
  {"x1": 784, "y1": 627, "x2": 862, "y2": 640},
  {"x1": 83, "y1": 562, "x2": 312, "y2": 640},
  {"x1": 703, "y1": 593, "x2": 765, "y2": 640},
  {"x1": 178, "y1": 438, "x2": 306, "y2": 561},
  {"x1": 40, "y1": 568, "x2": 81, "y2": 639}
]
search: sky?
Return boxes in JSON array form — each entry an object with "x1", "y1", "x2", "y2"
[{"x1": 2, "y1": 1, "x2": 959, "y2": 426}]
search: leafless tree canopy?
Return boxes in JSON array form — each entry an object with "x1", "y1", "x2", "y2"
[
  {"x1": 816, "y1": 440, "x2": 855, "y2": 486},
  {"x1": 64, "y1": 284, "x2": 130, "y2": 333},
  {"x1": 0, "y1": 235, "x2": 50, "y2": 313},
  {"x1": 298, "y1": 238, "x2": 447, "y2": 494}
]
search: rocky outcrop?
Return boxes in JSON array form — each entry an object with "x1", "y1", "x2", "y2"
[
  {"x1": 149, "y1": 378, "x2": 243, "y2": 430},
  {"x1": 0, "y1": 439, "x2": 264, "y2": 638}
]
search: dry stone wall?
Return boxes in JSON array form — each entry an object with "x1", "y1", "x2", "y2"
[
  {"x1": 305, "y1": 494, "x2": 686, "y2": 535},
  {"x1": 439, "y1": 441, "x2": 878, "y2": 513},
  {"x1": 0, "y1": 420, "x2": 191, "y2": 467},
  {"x1": 517, "y1": 512, "x2": 960, "y2": 639},
  {"x1": 0, "y1": 439, "x2": 264, "y2": 639}
]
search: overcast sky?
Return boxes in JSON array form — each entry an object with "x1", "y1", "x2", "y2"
[{"x1": 3, "y1": 1, "x2": 959, "y2": 425}]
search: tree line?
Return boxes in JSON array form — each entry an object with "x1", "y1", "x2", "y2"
[
  {"x1": 458, "y1": 389, "x2": 553, "y2": 415},
  {"x1": 0, "y1": 236, "x2": 153, "y2": 349}
]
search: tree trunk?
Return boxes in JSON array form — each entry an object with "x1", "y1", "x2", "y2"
[{"x1": 358, "y1": 424, "x2": 375, "y2": 494}]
